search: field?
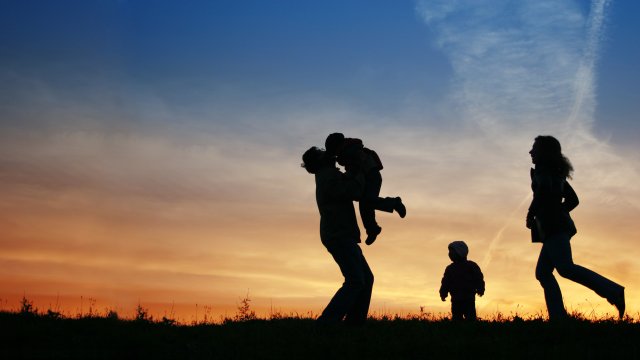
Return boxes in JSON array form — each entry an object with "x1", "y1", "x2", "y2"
[{"x1": 3, "y1": 309, "x2": 640, "y2": 359}]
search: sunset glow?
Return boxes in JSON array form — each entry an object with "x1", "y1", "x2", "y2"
[{"x1": 1, "y1": 0, "x2": 639, "y2": 322}]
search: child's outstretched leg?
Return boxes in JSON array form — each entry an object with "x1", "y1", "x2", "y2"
[
  {"x1": 361, "y1": 170, "x2": 406, "y2": 245},
  {"x1": 361, "y1": 171, "x2": 383, "y2": 245}
]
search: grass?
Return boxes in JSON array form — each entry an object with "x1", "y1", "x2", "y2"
[{"x1": 2, "y1": 302, "x2": 640, "y2": 359}]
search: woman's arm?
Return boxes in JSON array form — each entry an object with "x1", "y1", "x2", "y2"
[
  {"x1": 526, "y1": 168, "x2": 538, "y2": 228},
  {"x1": 563, "y1": 181, "x2": 579, "y2": 212},
  {"x1": 526, "y1": 201, "x2": 536, "y2": 229}
]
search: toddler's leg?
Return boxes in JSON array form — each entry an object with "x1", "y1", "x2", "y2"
[
  {"x1": 361, "y1": 171, "x2": 383, "y2": 245},
  {"x1": 361, "y1": 170, "x2": 406, "y2": 245},
  {"x1": 464, "y1": 300, "x2": 477, "y2": 321},
  {"x1": 451, "y1": 300, "x2": 464, "y2": 321}
]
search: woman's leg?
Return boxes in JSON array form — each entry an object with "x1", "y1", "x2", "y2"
[
  {"x1": 545, "y1": 233, "x2": 625, "y2": 315},
  {"x1": 536, "y1": 242, "x2": 567, "y2": 319}
]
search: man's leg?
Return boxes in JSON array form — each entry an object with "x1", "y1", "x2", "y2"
[
  {"x1": 317, "y1": 242, "x2": 368, "y2": 323},
  {"x1": 344, "y1": 247, "x2": 374, "y2": 325}
]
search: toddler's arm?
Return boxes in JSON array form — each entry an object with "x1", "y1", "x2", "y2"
[
  {"x1": 439, "y1": 267, "x2": 451, "y2": 301},
  {"x1": 474, "y1": 263, "x2": 485, "y2": 297}
]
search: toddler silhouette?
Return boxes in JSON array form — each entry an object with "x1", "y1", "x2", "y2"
[{"x1": 439, "y1": 241, "x2": 485, "y2": 320}]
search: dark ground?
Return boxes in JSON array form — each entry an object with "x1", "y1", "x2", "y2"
[{"x1": 2, "y1": 312, "x2": 639, "y2": 359}]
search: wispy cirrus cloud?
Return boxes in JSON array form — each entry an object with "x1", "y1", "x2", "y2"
[
  {"x1": 416, "y1": 0, "x2": 590, "y2": 133},
  {"x1": 413, "y1": 0, "x2": 640, "y2": 304},
  {"x1": 413, "y1": 0, "x2": 640, "y2": 200}
]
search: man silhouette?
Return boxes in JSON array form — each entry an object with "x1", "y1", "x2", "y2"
[{"x1": 302, "y1": 146, "x2": 373, "y2": 325}]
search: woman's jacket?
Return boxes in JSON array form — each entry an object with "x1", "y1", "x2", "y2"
[{"x1": 528, "y1": 167, "x2": 578, "y2": 242}]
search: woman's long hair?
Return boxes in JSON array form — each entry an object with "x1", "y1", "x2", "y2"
[{"x1": 534, "y1": 135, "x2": 574, "y2": 179}]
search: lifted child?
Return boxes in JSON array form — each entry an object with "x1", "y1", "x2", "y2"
[{"x1": 325, "y1": 133, "x2": 406, "y2": 245}]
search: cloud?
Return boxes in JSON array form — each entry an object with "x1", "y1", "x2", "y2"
[
  {"x1": 414, "y1": 0, "x2": 640, "y2": 265},
  {"x1": 416, "y1": 1, "x2": 586, "y2": 131}
]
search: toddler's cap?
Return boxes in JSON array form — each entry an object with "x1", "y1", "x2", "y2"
[{"x1": 448, "y1": 241, "x2": 468, "y2": 258}]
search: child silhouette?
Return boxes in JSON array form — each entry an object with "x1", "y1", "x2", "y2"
[
  {"x1": 439, "y1": 241, "x2": 485, "y2": 321},
  {"x1": 325, "y1": 133, "x2": 406, "y2": 245}
]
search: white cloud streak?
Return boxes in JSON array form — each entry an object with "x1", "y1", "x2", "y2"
[{"x1": 415, "y1": 0, "x2": 640, "y2": 274}]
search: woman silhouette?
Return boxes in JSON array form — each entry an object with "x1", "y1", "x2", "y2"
[{"x1": 527, "y1": 135, "x2": 625, "y2": 320}]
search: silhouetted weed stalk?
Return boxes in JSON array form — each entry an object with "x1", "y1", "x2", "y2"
[
  {"x1": 6, "y1": 295, "x2": 638, "y2": 325},
  {"x1": 234, "y1": 293, "x2": 257, "y2": 322}
]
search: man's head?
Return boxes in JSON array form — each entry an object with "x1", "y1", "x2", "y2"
[{"x1": 301, "y1": 146, "x2": 326, "y2": 174}]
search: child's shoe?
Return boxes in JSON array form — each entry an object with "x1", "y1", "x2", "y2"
[
  {"x1": 394, "y1": 197, "x2": 406, "y2": 218},
  {"x1": 365, "y1": 225, "x2": 382, "y2": 245}
]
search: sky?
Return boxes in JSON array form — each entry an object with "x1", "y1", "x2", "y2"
[{"x1": 1, "y1": 0, "x2": 639, "y2": 321}]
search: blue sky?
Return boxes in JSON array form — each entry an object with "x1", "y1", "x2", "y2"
[
  {"x1": 594, "y1": 0, "x2": 640, "y2": 141},
  {"x1": 1, "y1": 1, "x2": 637, "y2": 137},
  {"x1": 1, "y1": 1, "x2": 640, "y2": 318}
]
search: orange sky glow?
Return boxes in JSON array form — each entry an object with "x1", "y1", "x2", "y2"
[
  {"x1": 2, "y1": 0, "x2": 640, "y2": 324},
  {"x1": 1, "y1": 128, "x2": 639, "y2": 323}
]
